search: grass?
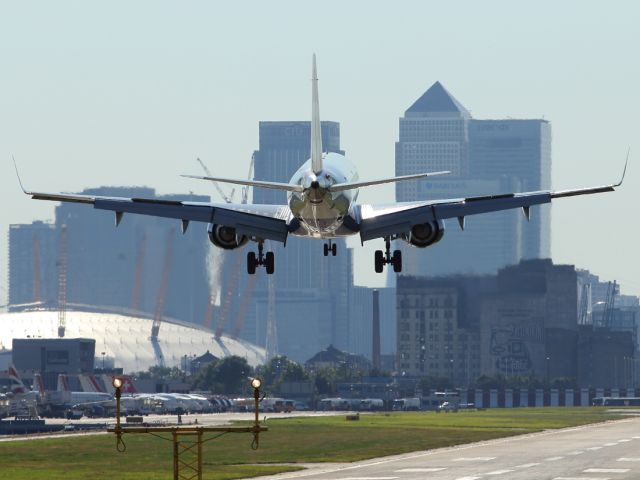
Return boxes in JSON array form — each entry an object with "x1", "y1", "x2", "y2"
[{"x1": 0, "y1": 408, "x2": 623, "y2": 480}]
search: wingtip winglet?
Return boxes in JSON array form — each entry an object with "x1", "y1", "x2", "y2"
[
  {"x1": 12, "y1": 155, "x2": 29, "y2": 195},
  {"x1": 616, "y1": 147, "x2": 630, "y2": 187}
]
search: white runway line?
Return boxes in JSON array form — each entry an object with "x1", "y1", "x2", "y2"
[
  {"x1": 452, "y1": 457, "x2": 496, "y2": 462},
  {"x1": 567, "y1": 450, "x2": 585, "y2": 455},
  {"x1": 454, "y1": 477, "x2": 482, "y2": 480},
  {"x1": 395, "y1": 468, "x2": 446, "y2": 472},
  {"x1": 603, "y1": 443, "x2": 618, "y2": 446},
  {"x1": 617, "y1": 439, "x2": 631, "y2": 442},
  {"x1": 584, "y1": 468, "x2": 630, "y2": 473},
  {"x1": 553, "y1": 477, "x2": 612, "y2": 480},
  {"x1": 515, "y1": 462, "x2": 540, "y2": 468},
  {"x1": 486, "y1": 469, "x2": 514, "y2": 475},
  {"x1": 587, "y1": 446, "x2": 603, "y2": 450},
  {"x1": 618, "y1": 457, "x2": 640, "y2": 461},
  {"x1": 338, "y1": 477, "x2": 399, "y2": 480},
  {"x1": 545, "y1": 456, "x2": 565, "y2": 461}
]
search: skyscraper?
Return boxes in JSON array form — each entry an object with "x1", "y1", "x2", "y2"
[{"x1": 395, "y1": 82, "x2": 551, "y2": 276}]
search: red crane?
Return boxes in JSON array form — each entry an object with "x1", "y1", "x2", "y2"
[{"x1": 151, "y1": 229, "x2": 175, "y2": 340}]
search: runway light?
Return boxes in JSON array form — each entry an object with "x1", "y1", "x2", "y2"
[
  {"x1": 251, "y1": 378, "x2": 262, "y2": 389},
  {"x1": 112, "y1": 377, "x2": 123, "y2": 389}
]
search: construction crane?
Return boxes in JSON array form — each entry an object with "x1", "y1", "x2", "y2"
[
  {"x1": 32, "y1": 234, "x2": 41, "y2": 303},
  {"x1": 231, "y1": 274, "x2": 258, "y2": 338},
  {"x1": 57, "y1": 225, "x2": 68, "y2": 338},
  {"x1": 131, "y1": 231, "x2": 147, "y2": 312},
  {"x1": 196, "y1": 157, "x2": 235, "y2": 203},
  {"x1": 151, "y1": 229, "x2": 175, "y2": 340}
]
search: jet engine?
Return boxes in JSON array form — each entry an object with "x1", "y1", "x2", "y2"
[
  {"x1": 207, "y1": 224, "x2": 249, "y2": 250},
  {"x1": 401, "y1": 220, "x2": 445, "y2": 248}
]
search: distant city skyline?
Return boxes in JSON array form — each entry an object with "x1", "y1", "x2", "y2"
[{"x1": 1, "y1": 1, "x2": 638, "y2": 303}]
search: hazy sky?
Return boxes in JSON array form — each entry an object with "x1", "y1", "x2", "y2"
[{"x1": 1, "y1": 1, "x2": 638, "y2": 304}]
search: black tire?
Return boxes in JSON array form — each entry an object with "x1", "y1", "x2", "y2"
[
  {"x1": 323, "y1": 244, "x2": 329, "y2": 256},
  {"x1": 265, "y1": 251, "x2": 275, "y2": 275},
  {"x1": 393, "y1": 249, "x2": 402, "y2": 273},
  {"x1": 247, "y1": 252, "x2": 257, "y2": 275},
  {"x1": 374, "y1": 250, "x2": 384, "y2": 273},
  {"x1": 331, "y1": 243, "x2": 337, "y2": 256}
]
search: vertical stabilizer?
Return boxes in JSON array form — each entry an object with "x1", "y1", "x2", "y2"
[
  {"x1": 8, "y1": 363, "x2": 27, "y2": 394},
  {"x1": 311, "y1": 54, "x2": 323, "y2": 174}
]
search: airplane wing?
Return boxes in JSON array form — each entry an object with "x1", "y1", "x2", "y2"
[
  {"x1": 358, "y1": 175, "x2": 626, "y2": 243},
  {"x1": 23, "y1": 190, "x2": 291, "y2": 243}
]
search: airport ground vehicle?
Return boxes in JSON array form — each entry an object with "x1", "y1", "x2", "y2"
[
  {"x1": 592, "y1": 397, "x2": 640, "y2": 406},
  {"x1": 392, "y1": 397, "x2": 421, "y2": 411}
]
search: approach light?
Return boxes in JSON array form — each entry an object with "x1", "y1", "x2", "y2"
[
  {"x1": 112, "y1": 377, "x2": 123, "y2": 389},
  {"x1": 251, "y1": 378, "x2": 262, "y2": 389}
]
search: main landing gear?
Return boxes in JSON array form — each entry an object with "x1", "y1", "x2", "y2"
[
  {"x1": 374, "y1": 237, "x2": 402, "y2": 273},
  {"x1": 323, "y1": 240, "x2": 337, "y2": 257},
  {"x1": 247, "y1": 241, "x2": 275, "y2": 275}
]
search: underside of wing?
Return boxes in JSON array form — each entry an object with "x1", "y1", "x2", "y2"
[
  {"x1": 24, "y1": 190, "x2": 291, "y2": 243},
  {"x1": 358, "y1": 180, "x2": 621, "y2": 243}
]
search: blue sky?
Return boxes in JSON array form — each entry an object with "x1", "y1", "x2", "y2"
[{"x1": 0, "y1": 0, "x2": 638, "y2": 301}]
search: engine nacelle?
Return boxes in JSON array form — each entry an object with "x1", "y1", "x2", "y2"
[
  {"x1": 401, "y1": 220, "x2": 445, "y2": 248},
  {"x1": 207, "y1": 224, "x2": 249, "y2": 250}
]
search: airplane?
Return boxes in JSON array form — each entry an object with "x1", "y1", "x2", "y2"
[{"x1": 16, "y1": 55, "x2": 627, "y2": 275}]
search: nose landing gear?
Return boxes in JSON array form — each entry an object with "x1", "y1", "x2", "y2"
[
  {"x1": 323, "y1": 240, "x2": 337, "y2": 257},
  {"x1": 374, "y1": 237, "x2": 402, "y2": 273},
  {"x1": 247, "y1": 241, "x2": 275, "y2": 275}
]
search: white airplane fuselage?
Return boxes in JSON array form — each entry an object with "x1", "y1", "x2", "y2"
[{"x1": 288, "y1": 152, "x2": 359, "y2": 238}]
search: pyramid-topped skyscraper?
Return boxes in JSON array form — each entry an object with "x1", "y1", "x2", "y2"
[{"x1": 394, "y1": 81, "x2": 550, "y2": 278}]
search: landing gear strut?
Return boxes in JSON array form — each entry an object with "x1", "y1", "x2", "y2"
[
  {"x1": 247, "y1": 241, "x2": 275, "y2": 275},
  {"x1": 323, "y1": 240, "x2": 337, "y2": 257},
  {"x1": 374, "y1": 237, "x2": 402, "y2": 273}
]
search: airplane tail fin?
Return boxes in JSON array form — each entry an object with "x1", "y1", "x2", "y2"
[
  {"x1": 33, "y1": 372, "x2": 46, "y2": 393},
  {"x1": 57, "y1": 373, "x2": 70, "y2": 392},
  {"x1": 7, "y1": 363, "x2": 27, "y2": 394},
  {"x1": 311, "y1": 54, "x2": 323, "y2": 174}
]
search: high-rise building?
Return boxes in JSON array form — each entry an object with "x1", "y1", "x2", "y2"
[
  {"x1": 8, "y1": 221, "x2": 57, "y2": 306},
  {"x1": 395, "y1": 82, "x2": 551, "y2": 276},
  {"x1": 469, "y1": 119, "x2": 552, "y2": 259}
]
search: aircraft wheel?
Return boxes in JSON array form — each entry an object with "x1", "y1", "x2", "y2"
[
  {"x1": 392, "y1": 250, "x2": 402, "y2": 273},
  {"x1": 265, "y1": 251, "x2": 275, "y2": 275},
  {"x1": 331, "y1": 243, "x2": 337, "y2": 256},
  {"x1": 323, "y1": 244, "x2": 329, "y2": 256},
  {"x1": 247, "y1": 252, "x2": 257, "y2": 275},
  {"x1": 374, "y1": 250, "x2": 384, "y2": 273}
]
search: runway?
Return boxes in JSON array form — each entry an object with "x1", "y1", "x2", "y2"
[{"x1": 260, "y1": 416, "x2": 640, "y2": 480}]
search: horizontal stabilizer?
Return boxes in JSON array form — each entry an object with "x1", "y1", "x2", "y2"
[
  {"x1": 182, "y1": 174, "x2": 304, "y2": 193},
  {"x1": 329, "y1": 170, "x2": 450, "y2": 192}
]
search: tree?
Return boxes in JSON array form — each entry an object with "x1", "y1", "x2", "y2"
[{"x1": 192, "y1": 356, "x2": 252, "y2": 394}]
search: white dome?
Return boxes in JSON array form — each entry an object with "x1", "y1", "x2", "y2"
[{"x1": 0, "y1": 309, "x2": 266, "y2": 372}]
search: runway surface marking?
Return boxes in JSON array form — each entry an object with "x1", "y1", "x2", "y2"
[
  {"x1": 452, "y1": 457, "x2": 496, "y2": 462},
  {"x1": 545, "y1": 456, "x2": 565, "y2": 461},
  {"x1": 617, "y1": 457, "x2": 640, "y2": 461},
  {"x1": 453, "y1": 477, "x2": 482, "y2": 480},
  {"x1": 485, "y1": 469, "x2": 514, "y2": 475},
  {"x1": 568, "y1": 450, "x2": 585, "y2": 455},
  {"x1": 395, "y1": 468, "x2": 446, "y2": 472},
  {"x1": 515, "y1": 462, "x2": 540, "y2": 468},
  {"x1": 617, "y1": 439, "x2": 631, "y2": 442},
  {"x1": 338, "y1": 477, "x2": 398, "y2": 480},
  {"x1": 553, "y1": 477, "x2": 612, "y2": 480},
  {"x1": 587, "y1": 446, "x2": 603, "y2": 450},
  {"x1": 604, "y1": 442, "x2": 618, "y2": 446},
  {"x1": 584, "y1": 468, "x2": 630, "y2": 473}
]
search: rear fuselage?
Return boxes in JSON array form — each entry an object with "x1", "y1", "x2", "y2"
[{"x1": 287, "y1": 152, "x2": 359, "y2": 238}]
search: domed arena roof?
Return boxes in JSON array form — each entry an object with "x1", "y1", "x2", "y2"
[{"x1": 0, "y1": 308, "x2": 266, "y2": 372}]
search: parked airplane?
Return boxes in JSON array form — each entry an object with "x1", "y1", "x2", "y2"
[{"x1": 16, "y1": 56, "x2": 627, "y2": 274}]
